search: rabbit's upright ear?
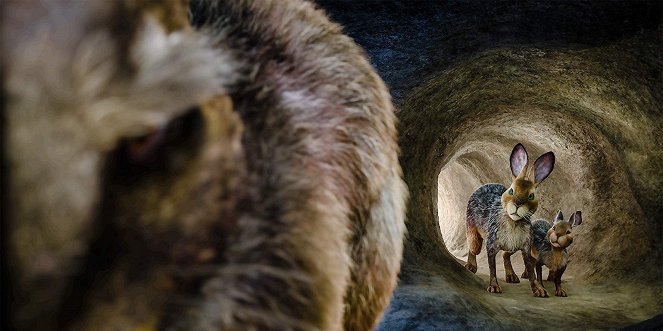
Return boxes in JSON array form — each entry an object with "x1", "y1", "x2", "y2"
[
  {"x1": 510, "y1": 143, "x2": 528, "y2": 179},
  {"x1": 554, "y1": 210, "x2": 564, "y2": 223},
  {"x1": 570, "y1": 211, "x2": 582, "y2": 227},
  {"x1": 533, "y1": 152, "x2": 555, "y2": 185}
]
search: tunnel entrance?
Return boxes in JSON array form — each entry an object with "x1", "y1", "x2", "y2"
[
  {"x1": 436, "y1": 137, "x2": 580, "y2": 279},
  {"x1": 318, "y1": 0, "x2": 663, "y2": 329},
  {"x1": 387, "y1": 40, "x2": 663, "y2": 329}
]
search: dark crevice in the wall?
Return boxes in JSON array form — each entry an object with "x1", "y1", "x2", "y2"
[{"x1": 317, "y1": 0, "x2": 662, "y2": 103}]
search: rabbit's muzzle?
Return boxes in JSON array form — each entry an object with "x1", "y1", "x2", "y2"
[
  {"x1": 549, "y1": 232, "x2": 573, "y2": 248},
  {"x1": 505, "y1": 201, "x2": 530, "y2": 221}
]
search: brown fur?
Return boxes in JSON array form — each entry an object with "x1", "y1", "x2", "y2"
[
  {"x1": 524, "y1": 211, "x2": 581, "y2": 297},
  {"x1": 499, "y1": 176, "x2": 537, "y2": 284},
  {"x1": 466, "y1": 223, "x2": 483, "y2": 273},
  {"x1": 499, "y1": 146, "x2": 554, "y2": 286},
  {"x1": 550, "y1": 248, "x2": 565, "y2": 271},
  {"x1": 502, "y1": 251, "x2": 520, "y2": 283},
  {"x1": 500, "y1": 177, "x2": 538, "y2": 218},
  {"x1": 2, "y1": 0, "x2": 407, "y2": 330},
  {"x1": 467, "y1": 225, "x2": 483, "y2": 256}
]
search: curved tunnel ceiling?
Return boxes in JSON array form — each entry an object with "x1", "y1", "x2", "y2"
[{"x1": 318, "y1": 1, "x2": 662, "y2": 329}]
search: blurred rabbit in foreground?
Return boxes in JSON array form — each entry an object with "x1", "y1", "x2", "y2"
[{"x1": 2, "y1": 0, "x2": 407, "y2": 329}]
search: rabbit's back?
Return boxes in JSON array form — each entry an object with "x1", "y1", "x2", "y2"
[
  {"x1": 467, "y1": 183, "x2": 505, "y2": 231},
  {"x1": 532, "y1": 220, "x2": 552, "y2": 251}
]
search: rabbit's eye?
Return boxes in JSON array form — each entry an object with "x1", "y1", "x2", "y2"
[
  {"x1": 127, "y1": 128, "x2": 167, "y2": 162},
  {"x1": 552, "y1": 226, "x2": 556, "y2": 230},
  {"x1": 566, "y1": 230, "x2": 571, "y2": 234},
  {"x1": 508, "y1": 188, "x2": 513, "y2": 195},
  {"x1": 528, "y1": 193, "x2": 534, "y2": 200},
  {"x1": 115, "y1": 107, "x2": 203, "y2": 172}
]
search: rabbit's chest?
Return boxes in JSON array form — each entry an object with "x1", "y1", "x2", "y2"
[
  {"x1": 542, "y1": 250, "x2": 568, "y2": 270},
  {"x1": 496, "y1": 222, "x2": 531, "y2": 252}
]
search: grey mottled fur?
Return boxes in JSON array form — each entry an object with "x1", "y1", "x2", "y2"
[
  {"x1": 464, "y1": 143, "x2": 554, "y2": 297},
  {"x1": 465, "y1": 184, "x2": 539, "y2": 294},
  {"x1": 466, "y1": 184, "x2": 530, "y2": 252},
  {"x1": 531, "y1": 220, "x2": 559, "y2": 258}
]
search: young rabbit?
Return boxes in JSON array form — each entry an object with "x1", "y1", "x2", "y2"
[
  {"x1": 521, "y1": 210, "x2": 582, "y2": 297},
  {"x1": 464, "y1": 143, "x2": 555, "y2": 297}
]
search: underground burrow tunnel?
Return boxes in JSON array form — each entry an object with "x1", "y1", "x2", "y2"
[{"x1": 318, "y1": 0, "x2": 663, "y2": 329}]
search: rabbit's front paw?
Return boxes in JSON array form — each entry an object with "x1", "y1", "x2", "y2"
[
  {"x1": 521, "y1": 270, "x2": 529, "y2": 279},
  {"x1": 505, "y1": 273, "x2": 520, "y2": 283},
  {"x1": 464, "y1": 263, "x2": 477, "y2": 274},
  {"x1": 555, "y1": 288, "x2": 567, "y2": 297},
  {"x1": 487, "y1": 284, "x2": 502, "y2": 293},
  {"x1": 532, "y1": 286, "x2": 548, "y2": 298}
]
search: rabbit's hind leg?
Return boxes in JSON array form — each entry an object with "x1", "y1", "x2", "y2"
[{"x1": 464, "y1": 224, "x2": 482, "y2": 273}]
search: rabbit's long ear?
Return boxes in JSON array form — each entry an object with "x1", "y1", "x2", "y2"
[
  {"x1": 570, "y1": 211, "x2": 582, "y2": 227},
  {"x1": 554, "y1": 210, "x2": 564, "y2": 223},
  {"x1": 533, "y1": 151, "x2": 555, "y2": 184},
  {"x1": 510, "y1": 143, "x2": 528, "y2": 179}
]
